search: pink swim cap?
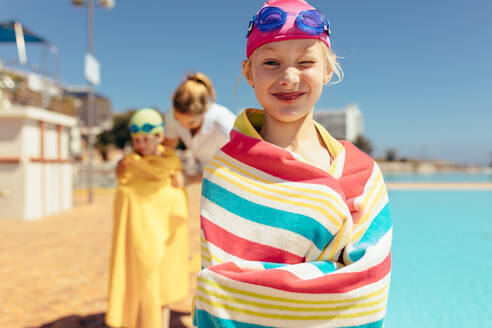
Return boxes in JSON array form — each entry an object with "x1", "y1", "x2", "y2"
[{"x1": 246, "y1": 0, "x2": 331, "y2": 59}]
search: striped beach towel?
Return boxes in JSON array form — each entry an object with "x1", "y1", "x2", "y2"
[{"x1": 194, "y1": 109, "x2": 392, "y2": 328}]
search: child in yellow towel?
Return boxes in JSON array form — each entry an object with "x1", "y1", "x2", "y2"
[{"x1": 106, "y1": 108, "x2": 189, "y2": 328}]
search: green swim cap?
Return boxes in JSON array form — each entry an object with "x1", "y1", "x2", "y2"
[{"x1": 128, "y1": 108, "x2": 164, "y2": 135}]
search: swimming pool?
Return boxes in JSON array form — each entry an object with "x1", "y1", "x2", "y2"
[
  {"x1": 383, "y1": 172, "x2": 492, "y2": 183},
  {"x1": 385, "y1": 190, "x2": 492, "y2": 327}
]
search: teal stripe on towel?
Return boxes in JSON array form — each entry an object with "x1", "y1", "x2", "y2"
[
  {"x1": 195, "y1": 309, "x2": 384, "y2": 328},
  {"x1": 311, "y1": 261, "x2": 338, "y2": 274},
  {"x1": 202, "y1": 178, "x2": 333, "y2": 250},
  {"x1": 350, "y1": 203, "x2": 392, "y2": 262}
]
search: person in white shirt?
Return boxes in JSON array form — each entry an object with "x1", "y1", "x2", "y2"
[{"x1": 163, "y1": 73, "x2": 236, "y2": 171}]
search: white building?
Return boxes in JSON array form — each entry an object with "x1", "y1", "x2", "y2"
[
  {"x1": 313, "y1": 104, "x2": 363, "y2": 142},
  {"x1": 0, "y1": 106, "x2": 77, "y2": 220}
]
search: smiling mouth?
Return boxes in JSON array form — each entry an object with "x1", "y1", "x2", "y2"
[{"x1": 272, "y1": 92, "x2": 306, "y2": 101}]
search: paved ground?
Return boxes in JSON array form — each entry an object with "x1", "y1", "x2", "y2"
[{"x1": 0, "y1": 179, "x2": 202, "y2": 328}]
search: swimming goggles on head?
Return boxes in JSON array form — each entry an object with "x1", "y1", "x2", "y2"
[
  {"x1": 247, "y1": 6, "x2": 331, "y2": 38},
  {"x1": 128, "y1": 122, "x2": 164, "y2": 134}
]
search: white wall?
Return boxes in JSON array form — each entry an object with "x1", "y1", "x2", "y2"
[
  {"x1": 24, "y1": 163, "x2": 42, "y2": 220},
  {"x1": 44, "y1": 163, "x2": 59, "y2": 216},
  {"x1": 61, "y1": 128, "x2": 69, "y2": 158},
  {"x1": 45, "y1": 124, "x2": 57, "y2": 158},
  {"x1": 0, "y1": 163, "x2": 25, "y2": 219},
  {"x1": 0, "y1": 119, "x2": 22, "y2": 156},
  {"x1": 345, "y1": 105, "x2": 363, "y2": 142},
  {"x1": 23, "y1": 120, "x2": 41, "y2": 159}
]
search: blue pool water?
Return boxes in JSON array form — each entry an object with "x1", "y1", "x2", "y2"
[
  {"x1": 384, "y1": 173, "x2": 492, "y2": 182},
  {"x1": 385, "y1": 190, "x2": 492, "y2": 327}
]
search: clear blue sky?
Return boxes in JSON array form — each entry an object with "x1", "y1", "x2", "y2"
[{"x1": 1, "y1": 0, "x2": 491, "y2": 165}]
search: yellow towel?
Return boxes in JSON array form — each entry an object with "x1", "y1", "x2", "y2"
[{"x1": 106, "y1": 147, "x2": 189, "y2": 328}]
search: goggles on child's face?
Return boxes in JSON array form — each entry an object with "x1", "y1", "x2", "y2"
[
  {"x1": 247, "y1": 6, "x2": 331, "y2": 38},
  {"x1": 128, "y1": 122, "x2": 163, "y2": 134}
]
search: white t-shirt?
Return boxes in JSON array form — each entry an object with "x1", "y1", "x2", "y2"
[{"x1": 165, "y1": 103, "x2": 236, "y2": 165}]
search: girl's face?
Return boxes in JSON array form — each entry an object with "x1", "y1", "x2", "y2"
[
  {"x1": 244, "y1": 39, "x2": 331, "y2": 124},
  {"x1": 131, "y1": 133, "x2": 164, "y2": 156},
  {"x1": 174, "y1": 111, "x2": 204, "y2": 130}
]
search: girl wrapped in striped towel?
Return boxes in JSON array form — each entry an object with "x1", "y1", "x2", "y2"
[{"x1": 194, "y1": 1, "x2": 392, "y2": 327}]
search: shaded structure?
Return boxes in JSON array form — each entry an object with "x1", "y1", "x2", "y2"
[
  {"x1": 0, "y1": 21, "x2": 46, "y2": 43},
  {"x1": 0, "y1": 20, "x2": 59, "y2": 79}
]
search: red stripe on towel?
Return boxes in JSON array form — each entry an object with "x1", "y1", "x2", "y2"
[
  {"x1": 208, "y1": 252, "x2": 391, "y2": 294},
  {"x1": 202, "y1": 216, "x2": 304, "y2": 264},
  {"x1": 338, "y1": 141, "x2": 375, "y2": 221}
]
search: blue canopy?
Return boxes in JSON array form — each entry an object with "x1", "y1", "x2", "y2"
[{"x1": 0, "y1": 21, "x2": 46, "y2": 43}]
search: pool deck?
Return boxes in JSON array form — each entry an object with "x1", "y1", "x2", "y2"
[
  {"x1": 387, "y1": 182, "x2": 492, "y2": 190},
  {"x1": 0, "y1": 180, "x2": 203, "y2": 328}
]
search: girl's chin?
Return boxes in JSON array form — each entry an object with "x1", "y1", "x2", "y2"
[{"x1": 266, "y1": 108, "x2": 311, "y2": 123}]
